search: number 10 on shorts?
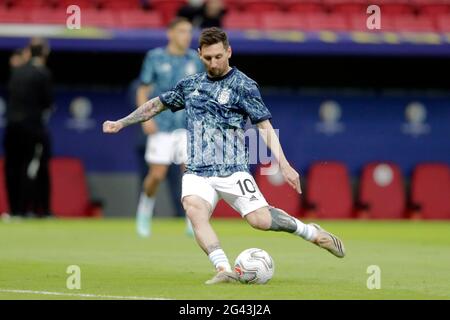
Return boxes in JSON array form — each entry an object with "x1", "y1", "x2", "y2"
[{"x1": 236, "y1": 179, "x2": 256, "y2": 196}]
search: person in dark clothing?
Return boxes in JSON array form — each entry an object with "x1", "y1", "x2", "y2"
[
  {"x1": 177, "y1": 0, "x2": 225, "y2": 29},
  {"x1": 9, "y1": 47, "x2": 29, "y2": 69},
  {"x1": 4, "y1": 38, "x2": 53, "y2": 217}
]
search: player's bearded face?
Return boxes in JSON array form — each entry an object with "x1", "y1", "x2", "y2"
[{"x1": 199, "y1": 43, "x2": 231, "y2": 78}]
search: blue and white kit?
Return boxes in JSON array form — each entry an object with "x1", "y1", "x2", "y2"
[{"x1": 159, "y1": 67, "x2": 272, "y2": 215}]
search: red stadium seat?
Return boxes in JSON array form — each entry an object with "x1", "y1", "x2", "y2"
[
  {"x1": 283, "y1": 0, "x2": 325, "y2": 14},
  {"x1": 260, "y1": 12, "x2": 308, "y2": 30},
  {"x1": 98, "y1": 0, "x2": 142, "y2": 10},
  {"x1": 6, "y1": 0, "x2": 51, "y2": 9},
  {"x1": 435, "y1": 14, "x2": 450, "y2": 32},
  {"x1": 306, "y1": 162, "x2": 353, "y2": 219},
  {"x1": 29, "y1": 8, "x2": 67, "y2": 25},
  {"x1": 150, "y1": 0, "x2": 186, "y2": 24},
  {"x1": 60, "y1": 0, "x2": 98, "y2": 10},
  {"x1": 255, "y1": 164, "x2": 302, "y2": 217},
  {"x1": 240, "y1": 0, "x2": 281, "y2": 13},
  {"x1": 325, "y1": 0, "x2": 367, "y2": 15},
  {"x1": 305, "y1": 13, "x2": 349, "y2": 31},
  {"x1": 377, "y1": 0, "x2": 416, "y2": 16},
  {"x1": 0, "y1": 159, "x2": 9, "y2": 214},
  {"x1": 411, "y1": 163, "x2": 450, "y2": 219},
  {"x1": 393, "y1": 14, "x2": 437, "y2": 32},
  {"x1": 0, "y1": 8, "x2": 31, "y2": 23},
  {"x1": 50, "y1": 157, "x2": 98, "y2": 217},
  {"x1": 348, "y1": 13, "x2": 373, "y2": 31},
  {"x1": 212, "y1": 199, "x2": 239, "y2": 218},
  {"x1": 331, "y1": 4, "x2": 366, "y2": 15},
  {"x1": 222, "y1": 0, "x2": 241, "y2": 11},
  {"x1": 413, "y1": 0, "x2": 450, "y2": 16},
  {"x1": 118, "y1": 10, "x2": 164, "y2": 28},
  {"x1": 348, "y1": 13, "x2": 396, "y2": 32},
  {"x1": 223, "y1": 12, "x2": 260, "y2": 29},
  {"x1": 358, "y1": 162, "x2": 406, "y2": 219},
  {"x1": 78, "y1": 9, "x2": 116, "y2": 27}
]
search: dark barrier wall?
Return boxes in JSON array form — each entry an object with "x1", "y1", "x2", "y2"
[
  {"x1": 0, "y1": 88, "x2": 448, "y2": 176},
  {"x1": 265, "y1": 90, "x2": 449, "y2": 176},
  {"x1": 1, "y1": 52, "x2": 449, "y2": 90}
]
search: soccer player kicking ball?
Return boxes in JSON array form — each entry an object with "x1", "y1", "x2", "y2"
[{"x1": 103, "y1": 28, "x2": 345, "y2": 285}]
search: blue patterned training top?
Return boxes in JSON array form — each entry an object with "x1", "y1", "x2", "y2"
[
  {"x1": 159, "y1": 67, "x2": 272, "y2": 177},
  {"x1": 139, "y1": 47, "x2": 203, "y2": 132}
]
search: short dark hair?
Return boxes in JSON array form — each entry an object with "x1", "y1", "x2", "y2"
[
  {"x1": 167, "y1": 16, "x2": 191, "y2": 30},
  {"x1": 199, "y1": 27, "x2": 229, "y2": 50},
  {"x1": 29, "y1": 37, "x2": 50, "y2": 57}
]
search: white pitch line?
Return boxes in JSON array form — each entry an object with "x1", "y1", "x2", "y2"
[{"x1": 0, "y1": 289, "x2": 171, "y2": 300}]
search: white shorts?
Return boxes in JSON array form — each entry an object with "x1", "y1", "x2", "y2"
[
  {"x1": 145, "y1": 129, "x2": 187, "y2": 165},
  {"x1": 181, "y1": 172, "x2": 269, "y2": 217}
]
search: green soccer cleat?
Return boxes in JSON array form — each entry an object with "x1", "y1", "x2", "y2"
[{"x1": 310, "y1": 223, "x2": 346, "y2": 258}]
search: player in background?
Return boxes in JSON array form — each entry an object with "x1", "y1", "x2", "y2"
[
  {"x1": 135, "y1": 17, "x2": 204, "y2": 237},
  {"x1": 104, "y1": 28, "x2": 345, "y2": 284}
]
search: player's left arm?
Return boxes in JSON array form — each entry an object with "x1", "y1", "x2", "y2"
[
  {"x1": 103, "y1": 97, "x2": 167, "y2": 134},
  {"x1": 256, "y1": 120, "x2": 302, "y2": 193}
]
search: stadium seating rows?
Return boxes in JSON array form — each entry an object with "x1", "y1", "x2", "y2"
[
  {"x1": 214, "y1": 161, "x2": 450, "y2": 220},
  {"x1": 0, "y1": 157, "x2": 448, "y2": 219},
  {"x1": 0, "y1": 0, "x2": 449, "y2": 31}
]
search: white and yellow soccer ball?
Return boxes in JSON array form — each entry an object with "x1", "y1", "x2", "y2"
[{"x1": 234, "y1": 248, "x2": 275, "y2": 284}]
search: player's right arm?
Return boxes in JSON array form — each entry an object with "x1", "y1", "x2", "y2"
[
  {"x1": 136, "y1": 84, "x2": 158, "y2": 134},
  {"x1": 103, "y1": 97, "x2": 167, "y2": 134},
  {"x1": 105, "y1": 76, "x2": 187, "y2": 133}
]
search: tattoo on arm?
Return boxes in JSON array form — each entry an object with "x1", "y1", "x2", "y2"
[
  {"x1": 269, "y1": 207, "x2": 297, "y2": 233},
  {"x1": 118, "y1": 97, "x2": 166, "y2": 128}
]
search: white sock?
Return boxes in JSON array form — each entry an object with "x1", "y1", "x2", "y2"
[
  {"x1": 293, "y1": 218, "x2": 318, "y2": 241},
  {"x1": 208, "y1": 249, "x2": 232, "y2": 272},
  {"x1": 136, "y1": 192, "x2": 155, "y2": 219}
]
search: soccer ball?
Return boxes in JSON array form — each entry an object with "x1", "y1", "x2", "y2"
[{"x1": 234, "y1": 248, "x2": 274, "y2": 284}]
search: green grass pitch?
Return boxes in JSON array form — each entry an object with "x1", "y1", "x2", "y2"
[{"x1": 0, "y1": 218, "x2": 449, "y2": 300}]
